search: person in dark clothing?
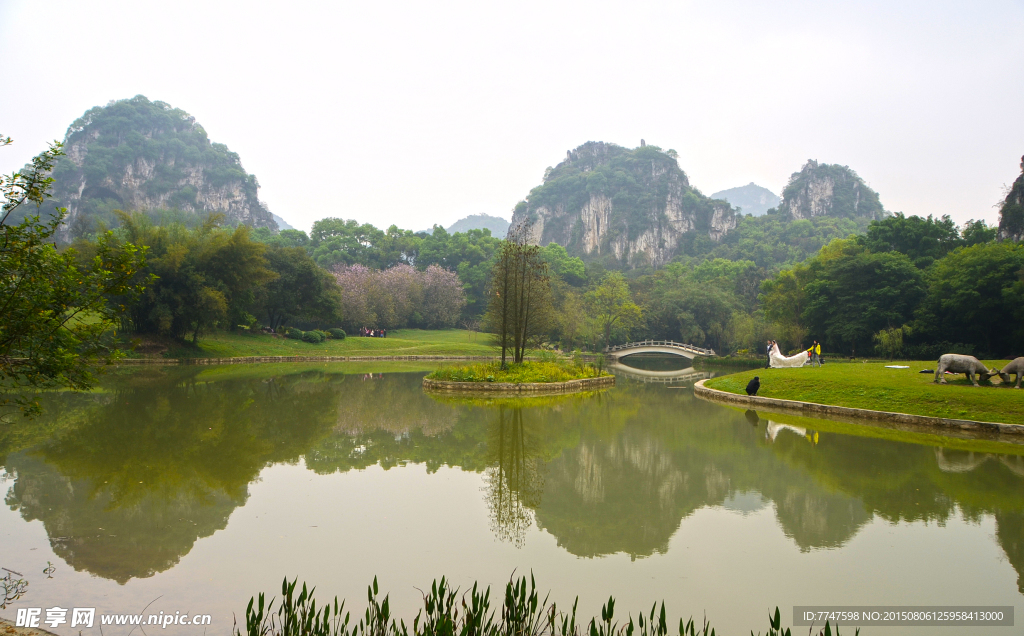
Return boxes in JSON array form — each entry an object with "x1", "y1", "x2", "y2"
[{"x1": 745, "y1": 376, "x2": 761, "y2": 396}]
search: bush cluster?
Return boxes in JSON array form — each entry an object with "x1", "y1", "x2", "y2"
[
  {"x1": 302, "y1": 330, "x2": 326, "y2": 344},
  {"x1": 283, "y1": 327, "x2": 344, "y2": 344}
]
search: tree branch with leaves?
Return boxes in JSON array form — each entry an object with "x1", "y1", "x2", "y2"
[{"x1": 1, "y1": 136, "x2": 149, "y2": 417}]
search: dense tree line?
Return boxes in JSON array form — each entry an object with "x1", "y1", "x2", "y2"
[
  {"x1": 529, "y1": 211, "x2": 1018, "y2": 359},
  {"x1": 757, "y1": 215, "x2": 1021, "y2": 358},
  {"x1": 71, "y1": 212, "x2": 341, "y2": 341},
  {"x1": 52, "y1": 152, "x2": 1024, "y2": 362},
  {"x1": 58, "y1": 201, "x2": 1020, "y2": 360},
  {"x1": 252, "y1": 222, "x2": 503, "y2": 321},
  {"x1": 260, "y1": 205, "x2": 1017, "y2": 361}
]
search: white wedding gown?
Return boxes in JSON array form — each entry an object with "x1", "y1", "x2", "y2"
[
  {"x1": 769, "y1": 343, "x2": 809, "y2": 368},
  {"x1": 765, "y1": 421, "x2": 807, "y2": 443}
]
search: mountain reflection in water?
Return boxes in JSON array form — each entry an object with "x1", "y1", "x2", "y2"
[{"x1": 1, "y1": 363, "x2": 1022, "y2": 597}]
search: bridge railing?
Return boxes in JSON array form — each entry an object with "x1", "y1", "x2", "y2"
[{"x1": 604, "y1": 339, "x2": 716, "y2": 357}]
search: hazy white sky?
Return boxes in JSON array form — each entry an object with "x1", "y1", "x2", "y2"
[{"x1": 2, "y1": 0, "x2": 1022, "y2": 233}]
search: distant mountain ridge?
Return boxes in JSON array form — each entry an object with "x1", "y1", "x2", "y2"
[
  {"x1": 272, "y1": 214, "x2": 294, "y2": 230},
  {"x1": 30, "y1": 95, "x2": 277, "y2": 241},
  {"x1": 446, "y1": 213, "x2": 509, "y2": 238},
  {"x1": 710, "y1": 183, "x2": 780, "y2": 217}
]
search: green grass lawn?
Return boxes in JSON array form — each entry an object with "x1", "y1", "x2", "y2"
[
  {"x1": 705, "y1": 360, "x2": 1024, "y2": 425},
  {"x1": 426, "y1": 360, "x2": 607, "y2": 383},
  {"x1": 158, "y1": 329, "x2": 498, "y2": 359}
]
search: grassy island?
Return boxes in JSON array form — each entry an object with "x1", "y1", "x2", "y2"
[
  {"x1": 426, "y1": 359, "x2": 606, "y2": 383},
  {"x1": 706, "y1": 360, "x2": 1024, "y2": 425}
]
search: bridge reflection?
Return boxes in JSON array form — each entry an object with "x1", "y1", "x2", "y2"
[{"x1": 608, "y1": 362, "x2": 711, "y2": 385}]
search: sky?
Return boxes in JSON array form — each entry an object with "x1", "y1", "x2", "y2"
[{"x1": 1, "y1": 0, "x2": 1022, "y2": 234}]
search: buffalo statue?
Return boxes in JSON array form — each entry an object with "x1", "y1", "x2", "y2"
[
  {"x1": 933, "y1": 354, "x2": 998, "y2": 387},
  {"x1": 998, "y1": 357, "x2": 1024, "y2": 389}
]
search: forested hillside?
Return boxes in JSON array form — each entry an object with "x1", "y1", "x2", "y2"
[
  {"x1": 510, "y1": 141, "x2": 737, "y2": 268},
  {"x1": 775, "y1": 160, "x2": 885, "y2": 221},
  {"x1": 507, "y1": 143, "x2": 890, "y2": 271},
  {"x1": 17, "y1": 95, "x2": 276, "y2": 242}
]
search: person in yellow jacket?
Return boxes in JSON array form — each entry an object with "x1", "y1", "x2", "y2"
[{"x1": 806, "y1": 341, "x2": 822, "y2": 367}]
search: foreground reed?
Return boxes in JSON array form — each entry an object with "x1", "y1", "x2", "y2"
[{"x1": 235, "y1": 574, "x2": 857, "y2": 636}]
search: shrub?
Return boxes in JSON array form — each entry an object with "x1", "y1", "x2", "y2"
[
  {"x1": 327, "y1": 328, "x2": 346, "y2": 340},
  {"x1": 302, "y1": 330, "x2": 325, "y2": 344},
  {"x1": 285, "y1": 328, "x2": 304, "y2": 340}
]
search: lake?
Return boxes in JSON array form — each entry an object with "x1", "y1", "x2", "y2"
[{"x1": 1, "y1": 360, "x2": 1022, "y2": 635}]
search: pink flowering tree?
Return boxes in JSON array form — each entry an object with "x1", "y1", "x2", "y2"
[
  {"x1": 421, "y1": 265, "x2": 466, "y2": 328},
  {"x1": 332, "y1": 264, "x2": 376, "y2": 327},
  {"x1": 377, "y1": 264, "x2": 422, "y2": 327},
  {"x1": 332, "y1": 263, "x2": 465, "y2": 330}
]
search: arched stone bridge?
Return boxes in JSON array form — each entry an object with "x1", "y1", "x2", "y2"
[{"x1": 604, "y1": 339, "x2": 716, "y2": 360}]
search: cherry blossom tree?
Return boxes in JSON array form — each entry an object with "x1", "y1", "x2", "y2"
[
  {"x1": 421, "y1": 265, "x2": 466, "y2": 328},
  {"x1": 332, "y1": 263, "x2": 465, "y2": 330}
]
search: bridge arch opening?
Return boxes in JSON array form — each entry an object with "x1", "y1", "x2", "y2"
[{"x1": 613, "y1": 353, "x2": 694, "y2": 373}]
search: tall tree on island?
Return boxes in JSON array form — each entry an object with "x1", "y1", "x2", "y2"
[{"x1": 485, "y1": 222, "x2": 552, "y2": 366}]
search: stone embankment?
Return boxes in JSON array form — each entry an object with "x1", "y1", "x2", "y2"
[
  {"x1": 694, "y1": 379, "x2": 1024, "y2": 436},
  {"x1": 423, "y1": 375, "x2": 615, "y2": 394}
]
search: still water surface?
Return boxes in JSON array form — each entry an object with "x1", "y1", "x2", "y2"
[{"x1": 1, "y1": 360, "x2": 1022, "y2": 635}]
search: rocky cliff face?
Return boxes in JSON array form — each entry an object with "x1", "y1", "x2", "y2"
[
  {"x1": 43, "y1": 95, "x2": 276, "y2": 241},
  {"x1": 511, "y1": 142, "x2": 737, "y2": 267},
  {"x1": 776, "y1": 160, "x2": 885, "y2": 221},
  {"x1": 997, "y1": 155, "x2": 1024, "y2": 242}
]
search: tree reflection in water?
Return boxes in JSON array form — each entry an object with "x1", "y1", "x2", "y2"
[
  {"x1": 485, "y1": 406, "x2": 543, "y2": 547},
  {"x1": 2, "y1": 368, "x2": 343, "y2": 582},
  {"x1": 1, "y1": 366, "x2": 1023, "y2": 595}
]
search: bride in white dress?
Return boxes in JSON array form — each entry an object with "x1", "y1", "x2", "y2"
[{"x1": 769, "y1": 341, "x2": 809, "y2": 368}]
